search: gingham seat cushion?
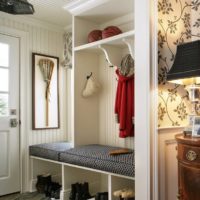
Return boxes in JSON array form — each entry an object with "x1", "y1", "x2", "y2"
[
  {"x1": 29, "y1": 142, "x2": 72, "y2": 161},
  {"x1": 59, "y1": 144, "x2": 134, "y2": 177}
]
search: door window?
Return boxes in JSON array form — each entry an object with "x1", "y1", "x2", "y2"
[{"x1": 0, "y1": 43, "x2": 9, "y2": 117}]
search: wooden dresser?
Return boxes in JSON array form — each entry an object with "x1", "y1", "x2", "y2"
[{"x1": 176, "y1": 134, "x2": 200, "y2": 200}]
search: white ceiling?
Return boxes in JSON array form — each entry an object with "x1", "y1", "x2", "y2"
[
  {"x1": 79, "y1": 0, "x2": 134, "y2": 24},
  {"x1": 28, "y1": 0, "x2": 73, "y2": 27}
]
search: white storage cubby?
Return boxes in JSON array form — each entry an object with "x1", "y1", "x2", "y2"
[
  {"x1": 72, "y1": 0, "x2": 134, "y2": 149},
  {"x1": 30, "y1": 158, "x2": 62, "y2": 191},
  {"x1": 63, "y1": 165, "x2": 107, "y2": 197},
  {"x1": 30, "y1": 156, "x2": 134, "y2": 200},
  {"x1": 111, "y1": 176, "x2": 134, "y2": 200},
  {"x1": 71, "y1": 0, "x2": 135, "y2": 199}
]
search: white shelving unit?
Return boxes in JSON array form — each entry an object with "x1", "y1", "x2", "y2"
[
  {"x1": 71, "y1": 0, "x2": 135, "y2": 199},
  {"x1": 74, "y1": 30, "x2": 134, "y2": 52},
  {"x1": 30, "y1": 156, "x2": 134, "y2": 199}
]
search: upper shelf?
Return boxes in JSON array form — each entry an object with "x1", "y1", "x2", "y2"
[{"x1": 74, "y1": 30, "x2": 135, "y2": 52}]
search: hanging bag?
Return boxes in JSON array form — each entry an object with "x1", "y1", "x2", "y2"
[{"x1": 82, "y1": 74, "x2": 101, "y2": 97}]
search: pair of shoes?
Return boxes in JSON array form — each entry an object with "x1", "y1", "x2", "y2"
[
  {"x1": 95, "y1": 192, "x2": 108, "y2": 200},
  {"x1": 69, "y1": 182, "x2": 92, "y2": 200},
  {"x1": 36, "y1": 174, "x2": 51, "y2": 193},
  {"x1": 113, "y1": 188, "x2": 135, "y2": 200},
  {"x1": 45, "y1": 181, "x2": 61, "y2": 199}
]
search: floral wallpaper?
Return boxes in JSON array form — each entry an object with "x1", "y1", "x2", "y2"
[
  {"x1": 158, "y1": 0, "x2": 200, "y2": 127},
  {"x1": 61, "y1": 32, "x2": 72, "y2": 68}
]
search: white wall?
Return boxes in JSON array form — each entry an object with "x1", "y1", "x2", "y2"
[{"x1": 0, "y1": 13, "x2": 69, "y2": 145}]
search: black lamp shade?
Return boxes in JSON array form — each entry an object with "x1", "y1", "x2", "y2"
[
  {"x1": 0, "y1": 0, "x2": 34, "y2": 15},
  {"x1": 167, "y1": 40, "x2": 200, "y2": 85}
]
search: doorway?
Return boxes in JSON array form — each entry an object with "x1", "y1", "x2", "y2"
[{"x1": 0, "y1": 34, "x2": 20, "y2": 196}]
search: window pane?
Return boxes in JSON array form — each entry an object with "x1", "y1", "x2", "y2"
[
  {"x1": 0, "y1": 68, "x2": 9, "y2": 92},
  {"x1": 0, "y1": 43, "x2": 9, "y2": 67},
  {"x1": 0, "y1": 94, "x2": 8, "y2": 117}
]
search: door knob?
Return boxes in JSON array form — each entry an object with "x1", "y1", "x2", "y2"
[{"x1": 10, "y1": 118, "x2": 18, "y2": 128}]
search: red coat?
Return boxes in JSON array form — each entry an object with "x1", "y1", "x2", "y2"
[{"x1": 115, "y1": 70, "x2": 134, "y2": 138}]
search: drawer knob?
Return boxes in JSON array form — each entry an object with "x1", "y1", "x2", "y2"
[{"x1": 186, "y1": 150, "x2": 197, "y2": 161}]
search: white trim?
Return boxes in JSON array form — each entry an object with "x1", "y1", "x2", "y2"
[
  {"x1": 0, "y1": 66, "x2": 9, "y2": 69},
  {"x1": 0, "y1": 91, "x2": 9, "y2": 94},
  {"x1": 0, "y1": 26, "x2": 28, "y2": 193},
  {"x1": 158, "y1": 127, "x2": 184, "y2": 134},
  {"x1": 64, "y1": 0, "x2": 110, "y2": 15},
  {"x1": 158, "y1": 126, "x2": 185, "y2": 131},
  {"x1": 74, "y1": 30, "x2": 135, "y2": 51},
  {"x1": 71, "y1": 16, "x2": 75, "y2": 147},
  {"x1": 30, "y1": 156, "x2": 135, "y2": 181},
  {"x1": 0, "y1": 12, "x2": 65, "y2": 33},
  {"x1": 150, "y1": 0, "x2": 158, "y2": 199},
  {"x1": 135, "y1": 0, "x2": 150, "y2": 199},
  {"x1": 108, "y1": 175, "x2": 112, "y2": 200}
]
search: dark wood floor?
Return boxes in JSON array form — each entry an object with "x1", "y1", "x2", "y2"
[{"x1": 0, "y1": 193, "x2": 48, "y2": 200}]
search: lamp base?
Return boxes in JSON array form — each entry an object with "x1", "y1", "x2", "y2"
[{"x1": 184, "y1": 115, "x2": 200, "y2": 137}]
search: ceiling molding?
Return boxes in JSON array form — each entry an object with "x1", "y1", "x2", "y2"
[
  {"x1": 0, "y1": 12, "x2": 65, "y2": 32},
  {"x1": 63, "y1": 0, "x2": 110, "y2": 15}
]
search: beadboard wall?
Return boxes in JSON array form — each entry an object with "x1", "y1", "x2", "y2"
[
  {"x1": 73, "y1": 16, "x2": 134, "y2": 149},
  {"x1": 99, "y1": 47, "x2": 134, "y2": 149},
  {"x1": 0, "y1": 14, "x2": 68, "y2": 145}
]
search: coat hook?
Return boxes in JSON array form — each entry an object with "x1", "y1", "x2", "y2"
[
  {"x1": 86, "y1": 72, "x2": 93, "y2": 79},
  {"x1": 98, "y1": 45, "x2": 114, "y2": 67},
  {"x1": 122, "y1": 38, "x2": 134, "y2": 58}
]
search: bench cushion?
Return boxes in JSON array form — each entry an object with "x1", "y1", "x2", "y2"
[
  {"x1": 30, "y1": 142, "x2": 72, "y2": 161},
  {"x1": 59, "y1": 144, "x2": 134, "y2": 177}
]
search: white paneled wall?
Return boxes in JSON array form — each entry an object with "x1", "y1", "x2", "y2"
[
  {"x1": 0, "y1": 15, "x2": 69, "y2": 145},
  {"x1": 99, "y1": 46, "x2": 134, "y2": 149},
  {"x1": 158, "y1": 127, "x2": 183, "y2": 200}
]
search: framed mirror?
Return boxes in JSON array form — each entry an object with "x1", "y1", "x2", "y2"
[{"x1": 32, "y1": 53, "x2": 60, "y2": 130}]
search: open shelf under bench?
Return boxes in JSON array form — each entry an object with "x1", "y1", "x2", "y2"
[{"x1": 30, "y1": 156, "x2": 135, "y2": 200}]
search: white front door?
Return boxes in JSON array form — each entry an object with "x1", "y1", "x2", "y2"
[{"x1": 0, "y1": 34, "x2": 20, "y2": 196}]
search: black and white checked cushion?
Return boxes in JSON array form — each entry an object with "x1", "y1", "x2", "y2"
[
  {"x1": 60, "y1": 144, "x2": 134, "y2": 177},
  {"x1": 29, "y1": 142, "x2": 72, "y2": 161}
]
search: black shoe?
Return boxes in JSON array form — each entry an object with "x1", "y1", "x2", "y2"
[
  {"x1": 95, "y1": 192, "x2": 108, "y2": 200},
  {"x1": 69, "y1": 183, "x2": 77, "y2": 200},
  {"x1": 44, "y1": 182, "x2": 52, "y2": 197},
  {"x1": 95, "y1": 192, "x2": 101, "y2": 200},
  {"x1": 81, "y1": 182, "x2": 92, "y2": 200},
  {"x1": 75, "y1": 183, "x2": 82, "y2": 200},
  {"x1": 36, "y1": 174, "x2": 52, "y2": 193},
  {"x1": 44, "y1": 181, "x2": 61, "y2": 198},
  {"x1": 101, "y1": 192, "x2": 108, "y2": 200},
  {"x1": 50, "y1": 182, "x2": 62, "y2": 199}
]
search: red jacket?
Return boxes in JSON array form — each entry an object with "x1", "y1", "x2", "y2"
[{"x1": 115, "y1": 70, "x2": 134, "y2": 138}]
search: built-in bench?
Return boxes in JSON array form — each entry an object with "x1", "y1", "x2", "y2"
[
  {"x1": 30, "y1": 143, "x2": 135, "y2": 200},
  {"x1": 30, "y1": 143, "x2": 135, "y2": 177}
]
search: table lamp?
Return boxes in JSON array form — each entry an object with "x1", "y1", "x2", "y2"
[{"x1": 167, "y1": 40, "x2": 200, "y2": 136}]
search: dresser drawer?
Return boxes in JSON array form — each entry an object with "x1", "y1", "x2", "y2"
[{"x1": 177, "y1": 144, "x2": 200, "y2": 165}]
